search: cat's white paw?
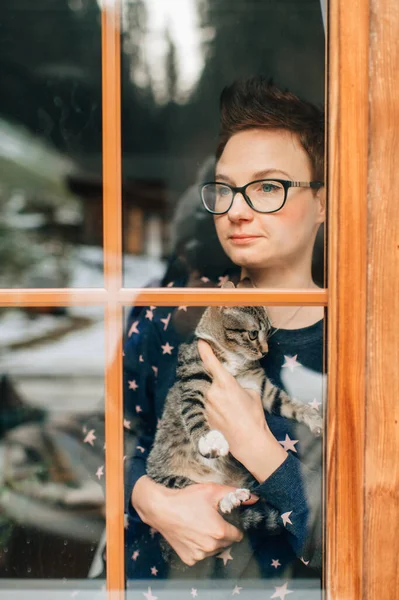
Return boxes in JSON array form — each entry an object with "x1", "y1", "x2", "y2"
[
  {"x1": 198, "y1": 430, "x2": 229, "y2": 458},
  {"x1": 219, "y1": 488, "x2": 251, "y2": 514}
]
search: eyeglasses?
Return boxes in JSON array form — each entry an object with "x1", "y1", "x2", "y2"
[{"x1": 199, "y1": 179, "x2": 324, "y2": 215}]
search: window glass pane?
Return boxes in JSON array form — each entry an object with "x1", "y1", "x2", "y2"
[
  {"x1": 124, "y1": 302, "x2": 325, "y2": 598},
  {"x1": 121, "y1": 0, "x2": 325, "y2": 290},
  {"x1": 0, "y1": 306, "x2": 106, "y2": 595},
  {"x1": 0, "y1": 1, "x2": 103, "y2": 289}
]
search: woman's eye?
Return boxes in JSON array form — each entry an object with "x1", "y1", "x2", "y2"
[
  {"x1": 261, "y1": 183, "x2": 277, "y2": 193},
  {"x1": 248, "y1": 330, "x2": 258, "y2": 340}
]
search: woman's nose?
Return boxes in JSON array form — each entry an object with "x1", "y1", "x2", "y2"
[{"x1": 228, "y1": 192, "x2": 254, "y2": 221}]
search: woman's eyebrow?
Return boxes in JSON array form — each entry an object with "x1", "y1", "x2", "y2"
[{"x1": 215, "y1": 168, "x2": 293, "y2": 183}]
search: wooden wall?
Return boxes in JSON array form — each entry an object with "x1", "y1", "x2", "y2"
[{"x1": 327, "y1": 0, "x2": 399, "y2": 597}]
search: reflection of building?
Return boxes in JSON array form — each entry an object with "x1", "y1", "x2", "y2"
[{"x1": 67, "y1": 173, "x2": 169, "y2": 257}]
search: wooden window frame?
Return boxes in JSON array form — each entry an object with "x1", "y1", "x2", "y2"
[{"x1": 2, "y1": 0, "x2": 397, "y2": 597}]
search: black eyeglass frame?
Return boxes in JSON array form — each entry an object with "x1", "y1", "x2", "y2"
[{"x1": 199, "y1": 179, "x2": 324, "y2": 215}]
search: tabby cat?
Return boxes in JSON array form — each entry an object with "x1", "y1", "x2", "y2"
[{"x1": 146, "y1": 281, "x2": 322, "y2": 562}]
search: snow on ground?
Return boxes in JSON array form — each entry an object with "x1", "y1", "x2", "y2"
[{"x1": 0, "y1": 247, "x2": 165, "y2": 411}]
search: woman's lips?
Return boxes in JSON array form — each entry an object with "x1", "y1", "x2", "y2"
[{"x1": 229, "y1": 235, "x2": 261, "y2": 245}]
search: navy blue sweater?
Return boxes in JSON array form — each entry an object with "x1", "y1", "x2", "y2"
[{"x1": 123, "y1": 300, "x2": 324, "y2": 588}]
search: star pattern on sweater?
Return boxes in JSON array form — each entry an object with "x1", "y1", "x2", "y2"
[
  {"x1": 83, "y1": 429, "x2": 96, "y2": 446},
  {"x1": 128, "y1": 380, "x2": 139, "y2": 390},
  {"x1": 308, "y1": 398, "x2": 321, "y2": 411},
  {"x1": 150, "y1": 566, "x2": 158, "y2": 576},
  {"x1": 232, "y1": 585, "x2": 243, "y2": 595},
  {"x1": 142, "y1": 587, "x2": 157, "y2": 600},
  {"x1": 278, "y1": 434, "x2": 299, "y2": 453},
  {"x1": 282, "y1": 354, "x2": 302, "y2": 372},
  {"x1": 270, "y1": 582, "x2": 293, "y2": 599},
  {"x1": 217, "y1": 547, "x2": 233, "y2": 566},
  {"x1": 271, "y1": 558, "x2": 281, "y2": 569},
  {"x1": 161, "y1": 342, "x2": 174, "y2": 355},
  {"x1": 128, "y1": 321, "x2": 139, "y2": 336},
  {"x1": 281, "y1": 511, "x2": 293, "y2": 527},
  {"x1": 96, "y1": 465, "x2": 104, "y2": 480},
  {"x1": 160, "y1": 313, "x2": 171, "y2": 331},
  {"x1": 191, "y1": 589, "x2": 198, "y2": 598}
]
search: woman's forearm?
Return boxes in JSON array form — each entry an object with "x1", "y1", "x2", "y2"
[{"x1": 236, "y1": 426, "x2": 288, "y2": 483}]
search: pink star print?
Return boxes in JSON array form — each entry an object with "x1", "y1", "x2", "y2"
[
  {"x1": 96, "y1": 466, "x2": 104, "y2": 480},
  {"x1": 145, "y1": 309, "x2": 154, "y2": 321},
  {"x1": 161, "y1": 342, "x2": 174, "y2": 355},
  {"x1": 128, "y1": 321, "x2": 139, "y2": 337},
  {"x1": 128, "y1": 380, "x2": 139, "y2": 390},
  {"x1": 160, "y1": 313, "x2": 171, "y2": 331},
  {"x1": 136, "y1": 446, "x2": 145, "y2": 453},
  {"x1": 84, "y1": 429, "x2": 96, "y2": 446},
  {"x1": 135, "y1": 405, "x2": 143, "y2": 413},
  {"x1": 166, "y1": 281, "x2": 175, "y2": 287},
  {"x1": 232, "y1": 585, "x2": 243, "y2": 595},
  {"x1": 123, "y1": 419, "x2": 131, "y2": 429},
  {"x1": 308, "y1": 398, "x2": 321, "y2": 411},
  {"x1": 191, "y1": 589, "x2": 198, "y2": 598},
  {"x1": 281, "y1": 511, "x2": 293, "y2": 527},
  {"x1": 278, "y1": 434, "x2": 299, "y2": 453},
  {"x1": 271, "y1": 558, "x2": 281, "y2": 569},
  {"x1": 282, "y1": 354, "x2": 302, "y2": 372},
  {"x1": 149, "y1": 527, "x2": 158, "y2": 538},
  {"x1": 150, "y1": 566, "x2": 158, "y2": 576},
  {"x1": 270, "y1": 582, "x2": 293, "y2": 600},
  {"x1": 217, "y1": 546, "x2": 233, "y2": 566},
  {"x1": 142, "y1": 587, "x2": 158, "y2": 600},
  {"x1": 132, "y1": 550, "x2": 140, "y2": 561},
  {"x1": 151, "y1": 366, "x2": 158, "y2": 376},
  {"x1": 139, "y1": 354, "x2": 144, "y2": 362},
  {"x1": 201, "y1": 276, "x2": 210, "y2": 283},
  {"x1": 178, "y1": 305, "x2": 187, "y2": 311}
]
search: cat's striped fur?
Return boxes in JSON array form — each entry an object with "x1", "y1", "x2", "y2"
[{"x1": 146, "y1": 299, "x2": 322, "y2": 562}]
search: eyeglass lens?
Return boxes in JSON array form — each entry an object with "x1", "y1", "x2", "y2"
[{"x1": 202, "y1": 180, "x2": 285, "y2": 213}]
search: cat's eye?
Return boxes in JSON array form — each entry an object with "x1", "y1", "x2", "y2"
[{"x1": 248, "y1": 330, "x2": 259, "y2": 340}]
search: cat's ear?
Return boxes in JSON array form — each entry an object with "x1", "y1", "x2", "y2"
[
  {"x1": 237, "y1": 277, "x2": 254, "y2": 289},
  {"x1": 221, "y1": 280, "x2": 235, "y2": 289}
]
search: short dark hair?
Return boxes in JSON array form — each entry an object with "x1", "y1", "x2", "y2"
[{"x1": 216, "y1": 77, "x2": 324, "y2": 181}]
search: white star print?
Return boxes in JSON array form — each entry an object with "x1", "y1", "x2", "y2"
[
  {"x1": 178, "y1": 306, "x2": 187, "y2": 311},
  {"x1": 160, "y1": 313, "x2": 171, "y2": 331},
  {"x1": 282, "y1": 354, "x2": 302, "y2": 372},
  {"x1": 191, "y1": 589, "x2": 198, "y2": 598},
  {"x1": 200, "y1": 276, "x2": 210, "y2": 283},
  {"x1": 143, "y1": 587, "x2": 158, "y2": 600},
  {"x1": 124, "y1": 514, "x2": 129, "y2": 529},
  {"x1": 278, "y1": 434, "x2": 299, "y2": 453},
  {"x1": 128, "y1": 321, "x2": 139, "y2": 336},
  {"x1": 270, "y1": 582, "x2": 293, "y2": 599},
  {"x1": 308, "y1": 398, "x2": 321, "y2": 411},
  {"x1": 82, "y1": 425, "x2": 87, "y2": 434},
  {"x1": 271, "y1": 558, "x2": 281, "y2": 569},
  {"x1": 96, "y1": 466, "x2": 104, "y2": 480},
  {"x1": 135, "y1": 405, "x2": 143, "y2": 413},
  {"x1": 139, "y1": 354, "x2": 144, "y2": 362},
  {"x1": 145, "y1": 309, "x2": 154, "y2": 321},
  {"x1": 232, "y1": 585, "x2": 243, "y2": 595},
  {"x1": 132, "y1": 550, "x2": 139, "y2": 561},
  {"x1": 123, "y1": 419, "x2": 131, "y2": 429},
  {"x1": 161, "y1": 342, "x2": 174, "y2": 355},
  {"x1": 151, "y1": 366, "x2": 158, "y2": 376},
  {"x1": 217, "y1": 547, "x2": 233, "y2": 566},
  {"x1": 166, "y1": 281, "x2": 175, "y2": 287},
  {"x1": 128, "y1": 380, "x2": 138, "y2": 390},
  {"x1": 83, "y1": 429, "x2": 96, "y2": 446},
  {"x1": 150, "y1": 566, "x2": 158, "y2": 576},
  {"x1": 281, "y1": 511, "x2": 293, "y2": 527},
  {"x1": 218, "y1": 275, "x2": 230, "y2": 285},
  {"x1": 136, "y1": 446, "x2": 146, "y2": 453}
]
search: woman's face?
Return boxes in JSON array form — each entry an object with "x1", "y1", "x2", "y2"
[{"x1": 213, "y1": 128, "x2": 325, "y2": 273}]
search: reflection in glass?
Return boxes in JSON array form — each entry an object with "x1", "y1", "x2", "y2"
[
  {"x1": 0, "y1": 305, "x2": 106, "y2": 590},
  {"x1": 121, "y1": 0, "x2": 325, "y2": 289},
  {"x1": 0, "y1": 0, "x2": 103, "y2": 288}
]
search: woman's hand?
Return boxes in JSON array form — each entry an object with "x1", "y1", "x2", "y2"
[
  {"x1": 132, "y1": 476, "x2": 257, "y2": 566},
  {"x1": 197, "y1": 340, "x2": 287, "y2": 481}
]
